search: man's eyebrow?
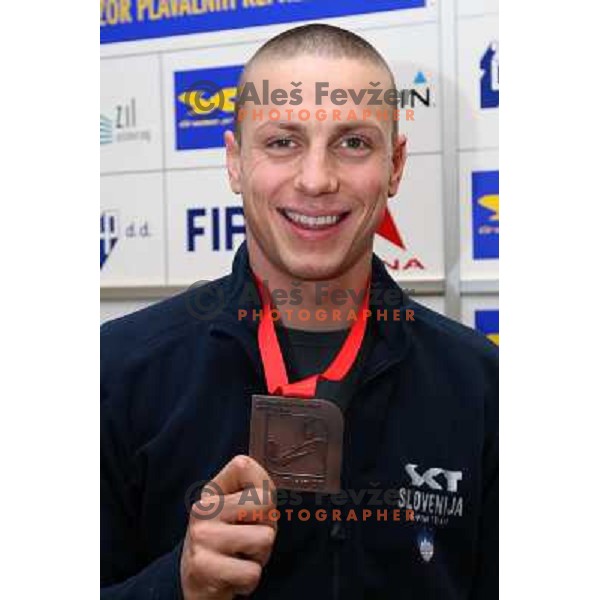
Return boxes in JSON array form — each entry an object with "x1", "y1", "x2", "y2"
[
  {"x1": 254, "y1": 121, "x2": 306, "y2": 135},
  {"x1": 254, "y1": 121, "x2": 386, "y2": 138},
  {"x1": 332, "y1": 123, "x2": 385, "y2": 137}
]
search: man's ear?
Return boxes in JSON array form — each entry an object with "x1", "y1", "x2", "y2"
[
  {"x1": 224, "y1": 130, "x2": 242, "y2": 194},
  {"x1": 388, "y1": 134, "x2": 407, "y2": 197}
]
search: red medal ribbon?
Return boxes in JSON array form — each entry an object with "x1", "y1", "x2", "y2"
[{"x1": 255, "y1": 276, "x2": 371, "y2": 399}]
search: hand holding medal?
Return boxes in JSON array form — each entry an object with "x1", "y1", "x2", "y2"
[{"x1": 180, "y1": 456, "x2": 278, "y2": 599}]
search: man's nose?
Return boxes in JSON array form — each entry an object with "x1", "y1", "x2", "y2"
[{"x1": 293, "y1": 147, "x2": 339, "y2": 196}]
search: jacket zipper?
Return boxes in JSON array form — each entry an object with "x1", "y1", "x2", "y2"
[
  {"x1": 333, "y1": 545, "x2": 341, "y2": 600},
  {"x1": 331, "y1": 521, "x2": 345, "y2": 600}
]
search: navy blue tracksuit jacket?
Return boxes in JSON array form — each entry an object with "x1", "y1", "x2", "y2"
[{"x1": 101, "y1": 243, "x2": 498, "y2": 599}]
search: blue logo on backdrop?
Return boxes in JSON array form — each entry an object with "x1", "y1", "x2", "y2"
[
  {"x1": 100, "y1": 211, "x2": 152, "y2": 269},
  {"x1": 175, "y1": 65, "x2": 242, "y2": 151},
  {"x1": 475, "y1": 309, "x2": 499, "y2": 346},
  {"x1": 100, "y1": 211, "x2": 119, "y2": 268},
  {"x1": 472, "y1": 170, "x2": 499, "y2": 260},
  {"x1": 187, "y1": 206, "x2": 246, "y2": 252},
  {"x1": 480, "y1": 41, "x2": 499, "y2": 109},
  {"x1": 101, "y1": 0, "x2": 427, "y2": 44}
]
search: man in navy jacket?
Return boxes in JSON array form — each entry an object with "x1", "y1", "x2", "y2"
[{"x1": 101, "y1": 24, "x2": 498, "y2": 599}]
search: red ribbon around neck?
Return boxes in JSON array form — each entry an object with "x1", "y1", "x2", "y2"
[{"x1": 255, "y1": 276, "x2": 370, "y2": 399}]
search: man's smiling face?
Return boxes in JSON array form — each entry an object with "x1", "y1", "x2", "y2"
[{"x1": 225, "y1": 55, "x2": 406, "y2": 282}]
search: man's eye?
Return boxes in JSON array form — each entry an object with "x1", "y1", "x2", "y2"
[
  {"x1": 266, "y1": 138, "x2": 297, "y2": 149},
  {"x1": 339, "y1": 136, "x2": 370, "y2": 150}
]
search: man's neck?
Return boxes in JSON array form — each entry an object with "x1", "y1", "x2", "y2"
[{"x1": 248, "y1": 242, "x2": 372, "y2": 332}]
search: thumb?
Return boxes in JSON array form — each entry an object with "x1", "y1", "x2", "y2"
[{"x1": 211, "y1": 455, "x2": 275, "y2": 498}]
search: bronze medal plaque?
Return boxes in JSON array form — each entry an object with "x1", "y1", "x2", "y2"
[{"x1": 249, "y1": 395, "x2": 343, "y2": 494}]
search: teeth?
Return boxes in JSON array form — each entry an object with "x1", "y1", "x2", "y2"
[{"x1": 283, "y1": 210, "x2": 343, "y2": 228}]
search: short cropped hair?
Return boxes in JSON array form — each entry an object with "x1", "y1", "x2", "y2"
[{"x1": 234, "y1": 23, "x2": 398, "y2": 143}]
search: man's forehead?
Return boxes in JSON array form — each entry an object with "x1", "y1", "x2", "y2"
[
  {"x1": 237, "y1": 54, "x2": 397, "y2": 141},
  {"x1": 243, "y1": 54, "x2": 393, "y2": 95}
]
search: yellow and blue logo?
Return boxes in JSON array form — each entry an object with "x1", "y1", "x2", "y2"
[
  {"x1": 472, "y1": 170, "x2": 499, "y2": 260},
  {"x1": 475, "y1": 309, "x2": 499, "y2": 346},
  {"x1": 175, "y1": 65, "x2": 243, "y2": 151}
]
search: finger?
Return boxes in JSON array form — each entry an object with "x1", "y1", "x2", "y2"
[
  {"x1": 194, "y1": 521, "x2": 276, "y2": 567},
  {"x1": 230, "y1": 524, "x2": 277, "y2": 566},
  {"x1": 192, "y1": 490, "x2": 278, "y2": 527},
  {"x1": 229, "y1": 502, "x2": 279, "y2": 528},
  {"x1": 192, "y1": 546, "x2": 263, "y2": 597},
  {"x1": 211, "y1": 455, "x2": 275, "y2": 498}
]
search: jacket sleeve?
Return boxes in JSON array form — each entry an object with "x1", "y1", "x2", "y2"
[
  {"x1": 101, "y1": 325, "x2": 184, "y2": 599},
  {"x1": 470, "y1": 360, "x2": 499, "y2": 599},
  {"x1": 100, "y1": 544, "x2": 184, "y2": 599}
]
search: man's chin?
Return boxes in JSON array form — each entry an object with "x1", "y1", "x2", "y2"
[{"x1": 280, "y1": 256, "x2": 350, "y2": 282}]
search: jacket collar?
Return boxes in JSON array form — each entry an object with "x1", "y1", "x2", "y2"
[{"x1": 209, "y1": 242, "x2": 413, "y2": 380}]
